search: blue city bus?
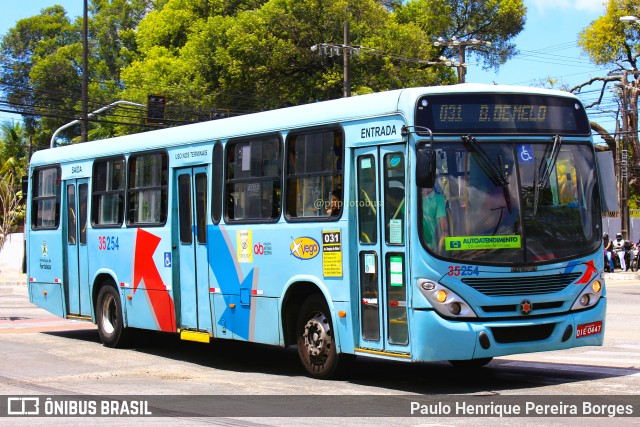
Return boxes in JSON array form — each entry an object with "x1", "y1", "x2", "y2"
[{"x1": 26, "y1": 84, "x2": 606, "y2": 378}]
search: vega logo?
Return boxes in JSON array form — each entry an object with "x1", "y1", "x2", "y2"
[{"x1": 290, "y1": 236, "x2": 320, "y2": 260}]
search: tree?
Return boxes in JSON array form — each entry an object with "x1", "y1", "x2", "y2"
[
  {"x1": 1, "y1": 1, "x2": 527, "y2": 142},
  {"x1": 0, "y1": 122, "x2": 27, "y2": 253},
  {"x1": 0, "y1": 179, "x2": 23, "y2": 253},
  {"x1": 0, "y1": 2, "x2": 156, "y2": 147},
  {"x1": 122, "y1": 0, "x2": 526, "y2": 114},
  {"x1": 577, "y1": 0, "x2": 640, "y2": 207},
  {"x1": 394, "y1": 0, "x2": 526, "y2": 72},
  {"x1": 0, "y1": 6, "x2": 79, "y2": 149}
]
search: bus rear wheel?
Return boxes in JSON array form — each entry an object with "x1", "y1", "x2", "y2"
[
  {"x1": 96, "y1": 284, "x2": 127, "y2": 348},
  {"x1": 448, "y1": 357, "x2": 493, "y2": 368},
  {"x1": 296, "y1": 295, "x2": 340, "y2": 379}
]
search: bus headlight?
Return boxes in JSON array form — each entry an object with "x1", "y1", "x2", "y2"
[
  {"x1": 570, "y1": 280, "x2": 603, "y2": 311},
  {"x1": 417, "y1": 279, "x2": 477, "y2": 318}
]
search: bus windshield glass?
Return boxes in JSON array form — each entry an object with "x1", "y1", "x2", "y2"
[{"x1": 419, "y1": 140, "x2": 601, "y2": 264}]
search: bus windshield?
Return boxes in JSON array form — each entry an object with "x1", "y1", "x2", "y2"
[{"x1": 420, "y1": 140, "x2": 601, "y2": 264}]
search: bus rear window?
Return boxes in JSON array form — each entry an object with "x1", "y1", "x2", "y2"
[{"x1": 31, "y1": 166, "x2": 61, "y2": 230}]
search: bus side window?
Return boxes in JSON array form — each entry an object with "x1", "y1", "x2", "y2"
[
  {"x1": 286, "y1": 129, "x2": 343, "y2": 220},
  {"x1": 67, "y1": 185, "x2": 76, "y2": 244},
  {"x1": 127, "y1": 151, "x2": 168, "y2": 226},
  {"x1": 32, "y1": 166, "x2": 61, "y2": 230},
  {"x1": 92, "y1": 156, "x2": 125, "y2": 227},
  {"x1": 225, "y1": 136, "x2": 282, "y2": 222},
  {"x1": 383, "y1": 153, "x2": 405, "y2": 245},
  {"x1": 357, "y1": 155, "x2": 377, "y2": 244},
  {"x1": 211, "y1": 142, "x2": 223, "y2": 224}
]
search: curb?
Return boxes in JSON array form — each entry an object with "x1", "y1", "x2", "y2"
[
  {"x1": 602, "y1": 272, "x2": 640, "y2": 281},
  {"x1": 0, "y1": 273, "x2": 27, "y2": 287},
  {"x1": 0, "y1": 281, "x2": 27, "y2": 287}
]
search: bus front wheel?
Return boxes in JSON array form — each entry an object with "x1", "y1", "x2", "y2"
[
  {"x1": 96, "y1": 284, "x2": 127, "y2": 348},
  {"x1": 296, "y1": 295, "x2": 340, "y2": 379}
]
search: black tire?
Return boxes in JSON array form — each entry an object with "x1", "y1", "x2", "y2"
[
  {"x1": 631, "y1": 257, "x2": 638, "y2": 272},
  {"x1": 296, "y1": 294, "x2": 342, "y2": 379},
  {"x1": 96, "y1": 284, "x2": 128, "y2": 347},
  {"x1": 448, "y1": 357, "x2": 493, "y2": 368}
]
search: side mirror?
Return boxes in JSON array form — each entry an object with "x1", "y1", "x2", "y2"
[{"x1": 416, "y1": 145, "x2": 436, "y2": 188}]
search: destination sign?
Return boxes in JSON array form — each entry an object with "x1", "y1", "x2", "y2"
[{"x1": 415, "y1": 93, "x2": 590, "y2": 135}]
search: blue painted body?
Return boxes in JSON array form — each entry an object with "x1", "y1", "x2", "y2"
[{"x1": 25, "y1": 84, "x2": 606, "y2": 365}]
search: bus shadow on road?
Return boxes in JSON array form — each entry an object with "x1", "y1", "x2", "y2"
[{"x1": 43, "y1": 327, "x2": 637, "y2": 394}]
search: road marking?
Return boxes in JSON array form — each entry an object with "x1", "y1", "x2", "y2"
[{"x1": 501, "y1": 361, "x2": 640, "y2": 377}]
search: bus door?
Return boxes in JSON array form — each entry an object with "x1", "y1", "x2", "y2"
[
  {"x1": 355, "y1": 145, "x2": 409, "y2": 353},
  {"x1": 64, "y1": 178, "x2": 90, "y2": 316},
  {"x1": 175, "y1": 166, "x2": 211, "y2": 332}
]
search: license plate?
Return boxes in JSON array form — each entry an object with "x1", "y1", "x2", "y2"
[{"x1": 576, "y1": 321, "x2": 602, "y2": 338}]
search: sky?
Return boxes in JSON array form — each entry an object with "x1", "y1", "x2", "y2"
[{"x1": 0, "y1": 0, "x2": 617, "y2": 135}]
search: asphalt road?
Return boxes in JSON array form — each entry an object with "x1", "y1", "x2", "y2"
[{"x1": 0, "y1": 279, "x2": 638, "y2": 426}]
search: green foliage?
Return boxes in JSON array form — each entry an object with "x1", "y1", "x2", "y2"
[
  {"x1": 578, "y1": 0, "x2": 640, "y2": 208},
  {"x1": 0, "y1": 122, "x2": 28, "y2": 239},
  {"x1": 123, "y1": 0, "x2": 523, "y2": 113},
  {"x1": 0, "y1": 1, "x2": 152, "y2": 146},
  {"x1": 396, "y1": 0, "x2": 526, "y2": 70},
  {"x1": 578, "y1": 0, "x2": 636, "y2": 66},
  {"x1": 1, "y1": 0, "x2": 526, "y2": 142}
]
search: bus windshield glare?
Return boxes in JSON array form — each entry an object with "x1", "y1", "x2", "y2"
[{"x1": 419, "y1": 140, "x2": 601, "y2": 264}]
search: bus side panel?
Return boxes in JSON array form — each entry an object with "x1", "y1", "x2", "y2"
[
  {"x1": 207, "y1": 226, "x2": 286, "y2": 345},
  {"x1": 28, "y1": 282, "x2": 65, "y2": 318},
  {"x1": 27, "y1": 230, "x2": 66, "y2": 317},
  {"x1": 211, "y1": 293, "x2": 236, "y2": 339},
  {"x1": 251, "y1": 297, "x2": 280, "y2": 345},
  {"x1": 208, "y1": 224, "x2": 351, "y2": 347},
  {"x1": 123, "y1": 288, "x2": 172, "y2": 331},
  {"x1": 27, "y1": 230, "x2": 64, "y2": 284},
  {"x1": 101, "y1": 228, "x2": 176, "y2": 332}
]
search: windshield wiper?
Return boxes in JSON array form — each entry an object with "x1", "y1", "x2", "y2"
[
  {"x1": 538, "y1": 135, "x2": 563, "y2": 188},
  {"x1": 533, "y1": 135, "x2": 563, "y2": 215},
  {"x1": 461, "y1": 135, "x2": 512, "y2": 213}
]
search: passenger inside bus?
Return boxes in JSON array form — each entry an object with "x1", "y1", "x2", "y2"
[
  {"x1": 326, "y1": 189, "x2": 342, "y2": 216},
  {"x1": 421, "y1": 185, "x2": 449, "y2": 250}
]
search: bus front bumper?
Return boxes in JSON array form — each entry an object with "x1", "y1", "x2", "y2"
[{"x1": 410, "y1": 298, "x2": 606, "y2": 362}]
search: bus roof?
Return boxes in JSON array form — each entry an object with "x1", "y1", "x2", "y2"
[{"x1": 30, "y1": 84, "x2": 581, "y2": 167}]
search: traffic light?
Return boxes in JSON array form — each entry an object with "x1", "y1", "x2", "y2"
[
  {"x1": 147, "y1": 95, "x2": 166, "y2": 124},
  {"x1": 211, "y1": 109, "x2": 229, "y2": 119}
]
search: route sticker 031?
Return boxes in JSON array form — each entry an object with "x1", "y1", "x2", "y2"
[{"x1": 322, "y1": 230, "x2": 343, "y2": 277}]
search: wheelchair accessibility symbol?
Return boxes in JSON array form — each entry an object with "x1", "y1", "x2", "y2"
[{"x1": 519, "y1": 144, "x2": 534, "y2": 163}]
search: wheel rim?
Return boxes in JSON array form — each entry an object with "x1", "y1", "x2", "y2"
[
  {"x1": 302, "y1": 312, "x2": 331, "y2": 362},
  {"x1": 100, "y1": 292, "x2": 117, "y2": 335}
]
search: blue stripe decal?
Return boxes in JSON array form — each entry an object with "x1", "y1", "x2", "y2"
[{"x1": 208, "y1": 226, "x2": 254, "y2": 340}]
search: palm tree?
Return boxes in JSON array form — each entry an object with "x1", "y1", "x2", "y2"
[{"x1": 0, "y1": 121, "x2": 28, "y2": 252}]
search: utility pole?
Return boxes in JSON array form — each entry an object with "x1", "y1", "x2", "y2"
[
  {"x1": 621, "y1": 79, "x2": 628, "y2": 239},
  {"x1": 343, "y1": 21, "x2": 350, "y2": 98},
  {"x1": 312, "y1": 24, "x2": 462, "y2": 97},
  {"x1": 81, "y1": 0, "x2": 89, "y2": 142},
  {"x1": 433, "y1": 37, "x2": 491, "y2": 83},
  {"x1": 620, "y1": 72, "x2": 632, "y2": 240},
  {"x1": 312, "y1": 22, "x2": 355, "y2": 97}
]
